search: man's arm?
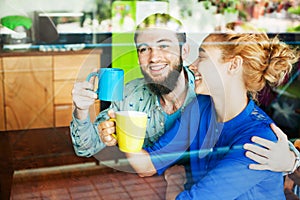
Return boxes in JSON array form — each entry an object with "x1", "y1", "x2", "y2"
[
  {"x1": 70, "y1": 113, "x2": 106, "y2": 157},
  {"x1": 71, "y1": 78, "x2": 118, "y2": 156},
  {"x1": 72, "y1": 78, "x2": 98, "y2": 120},
  {"x1": 70, "y1": 79, "x2": 106, "y2": 157},
  {"x1": 243, "y1": 123, "x2": 300, "y2": 174}
]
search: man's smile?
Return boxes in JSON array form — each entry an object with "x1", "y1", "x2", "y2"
[{"x1": 149, "y1": 64, "x2": 168, "y2": 75}]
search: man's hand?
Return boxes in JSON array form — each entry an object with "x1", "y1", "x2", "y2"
[
  {"x1": 98, "y1": 109, "x2": 117, "y2": 146},
  {"x1": 72, "y1": 73, "x2": 97, "y2": 120},
  {"x1": 243, "y1": 123, "x2": 295, "y2": 172},
  {"x1": 289, "y1": 167, "x2": 300, "y2": 186}
]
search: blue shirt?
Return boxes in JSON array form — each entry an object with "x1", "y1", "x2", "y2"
[
  {"x1": 146, "y1": 95, "x2": 285, "y2": 200},
  {"x1": 70, "y1": 66, "x2": 196, "y2": 157}
]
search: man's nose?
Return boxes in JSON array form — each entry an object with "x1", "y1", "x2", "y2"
[{"x1": 150, "y1": 47, "x2": 162, "y2": 62}]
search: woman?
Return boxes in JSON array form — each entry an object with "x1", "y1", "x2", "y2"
[{"x1": 125, "y1": 31, "x2": 299, "y2": 199}]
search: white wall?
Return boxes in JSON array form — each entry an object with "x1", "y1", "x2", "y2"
[{"x1": 0, "y1": 0, "x2": 97, "y2": 19}]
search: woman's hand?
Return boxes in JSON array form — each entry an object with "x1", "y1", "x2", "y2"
[
  {"x1": 289, "y1": 166, "x2": 300, "y2": 186},
  {"x1": 164, "y1": 165, "x2": 186, "y2": 200},
  {"x1": 284, "y1": 175, "x2": 299, "y2": 200}
]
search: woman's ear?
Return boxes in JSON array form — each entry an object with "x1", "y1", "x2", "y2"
[
  {"x1": 181, "y1": 43, "x2": 190, "y2": 60},
  {"x1": 229, "y1": 56, "x2": 243, "y2": 74}
]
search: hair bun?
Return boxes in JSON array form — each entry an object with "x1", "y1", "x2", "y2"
[{"x1": 263, "y1": 38, "x2": 297, "y2": 87}]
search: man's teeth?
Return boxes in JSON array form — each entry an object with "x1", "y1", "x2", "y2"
[{"x1": 150, "y1": 65, "x2": 165, "y2": 70}]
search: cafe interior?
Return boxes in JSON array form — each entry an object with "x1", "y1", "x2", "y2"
[{"x1": 0, "y1": 0, "x2": 300, "y2": 199}]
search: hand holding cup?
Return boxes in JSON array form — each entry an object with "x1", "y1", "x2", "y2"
[
  {"x1": 99, "y1": 109, "x2": 148, "y2": 152},
  {"x1": 99, "y1": 110, "x2": 118, "y2": 146},
  {"x1": 86, "y1": 68, "x2": 124, "y2": 101},
  {"x1": 72, "y1": 70, "x2": 98, "y2": 120}
]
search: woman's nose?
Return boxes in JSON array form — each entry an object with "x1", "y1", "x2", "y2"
[{"x1": 189, "y1": 63, "x2": 197, "y2": 72}]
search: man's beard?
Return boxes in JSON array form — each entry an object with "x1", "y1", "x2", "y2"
[{"x1": 142, "y1": 57, "x2": 183, "y2": 96}]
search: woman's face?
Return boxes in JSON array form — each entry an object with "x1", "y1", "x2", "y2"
[{"x1": 191, "y1": 44, "x2": 229, "y2": 95}]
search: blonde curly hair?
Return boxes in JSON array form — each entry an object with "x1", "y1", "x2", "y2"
[{"x1": 203, "y1": 32, "x2": 299, "y2": 102}]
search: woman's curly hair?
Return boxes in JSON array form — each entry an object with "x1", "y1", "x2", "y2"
[{"x1": 203, "y1": 32, "x2": 299, "y2": 102}]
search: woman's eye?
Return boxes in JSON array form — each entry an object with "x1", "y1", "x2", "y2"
[{"x1": 198, "y1": 53, "x2": 207, "y2": 60}]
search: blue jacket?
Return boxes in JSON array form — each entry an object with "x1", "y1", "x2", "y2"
[{"x1": 146, "y1": 95, "x2": 284, "y2": 200}]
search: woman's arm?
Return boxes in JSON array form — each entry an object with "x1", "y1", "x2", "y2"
[
  {"x1": 177, "y1": 127, "x2": 284, "y2": 200},
  {"x1": 125, "y1": 103, "x2": 200, "y2": 177},
  {"x1": 125, "y1": 150, "x2": 157, "y2": 177},
  {"x1": 125, "y1": 117, "x2": 191, "y2": 177}
]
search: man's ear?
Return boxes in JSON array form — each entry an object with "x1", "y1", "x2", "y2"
[
  {"x1": 229, "y1": 56, "x2": 243, "y2": 74},
  {"x1": 181, "y1": 43, "x2": 190, "y2": 60}
]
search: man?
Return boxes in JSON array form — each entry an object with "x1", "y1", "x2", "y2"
[
  {"x1": 70, "y1": 13, "x2": 299, "y2": 180},
  {"x1": 70, "y1": 13, "x2": 195, "y2": 163}
]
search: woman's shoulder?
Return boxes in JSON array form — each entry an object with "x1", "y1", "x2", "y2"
[
  {"x1": 239, "y1": 104, "x2": 276, "y2": 142},
  {"x1": 250, "y1": 104, "x2": 273, "y2": 123},
  {"x1": 181, "y1": 95, "x2": 212, "y2": 120}
]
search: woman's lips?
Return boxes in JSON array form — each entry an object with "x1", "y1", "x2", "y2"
[{"x1": 194, "y1": 72, "x2": 202, "y2": 82}]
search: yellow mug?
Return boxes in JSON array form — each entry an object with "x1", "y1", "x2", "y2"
[{"x1": 110, "y1": 111, "x2": 148, "y2": 153}]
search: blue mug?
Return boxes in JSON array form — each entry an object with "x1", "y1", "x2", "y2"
[{"x1": 86, "y1": 68, "x2": 124, "y2": 101}]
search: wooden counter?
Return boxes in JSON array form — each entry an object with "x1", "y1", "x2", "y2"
[
  {"x1": 0, "y1": 48, "x2": 102, "y2": 56},
  {"x1": 0, "y1": 48, "x2": 102, "y2": 130},
  {"x1": 0, "y1": 49, "x2": 103, "y2": 200}
]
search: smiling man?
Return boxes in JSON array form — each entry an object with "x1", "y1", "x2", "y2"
[{"x1": 70, "y1": 13, "x2": 196, "y2": 160}]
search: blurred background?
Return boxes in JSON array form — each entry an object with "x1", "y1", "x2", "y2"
[{"x1": 0, "y1": 1, "x2": 299, "y2": 199}]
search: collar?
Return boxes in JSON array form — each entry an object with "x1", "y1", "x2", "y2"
[{"x1": 155, "y1": 66, "x2": 196, "y2": 111}]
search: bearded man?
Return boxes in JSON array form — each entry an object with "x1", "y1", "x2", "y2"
[{"x1": 70, "y1": 13, "x2": 196, "y2": 158}]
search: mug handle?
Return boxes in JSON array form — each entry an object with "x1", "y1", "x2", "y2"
[
  {"x1": 86, "y1": 72, "x2": 99, "y2": 94},
  {"x1": 109, "y1": 118, "x2": 117, "y2": 139},
  {"x1": 86, "y1": 71, "x2": 98, "y2": 82}
]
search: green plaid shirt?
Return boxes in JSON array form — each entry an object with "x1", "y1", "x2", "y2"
[{"x1": 70, "y1": 67, "x2": 196, "y2": 157}]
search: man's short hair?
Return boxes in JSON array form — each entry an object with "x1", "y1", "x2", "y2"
[{"x1": 134, "y1": 13, "x2": 186, "y2": 47}]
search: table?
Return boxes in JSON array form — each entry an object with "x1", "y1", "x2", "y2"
[{"x1": 0, "y1": 127, "x2": 98, "y2": 200}]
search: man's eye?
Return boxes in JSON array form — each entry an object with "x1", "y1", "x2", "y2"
[
  {"x1": 138, "y1": 47, "x2": 149, "y2": 53},
  {"x1": 159, "y1": 44, "x2": 169, "y2": 49}
]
